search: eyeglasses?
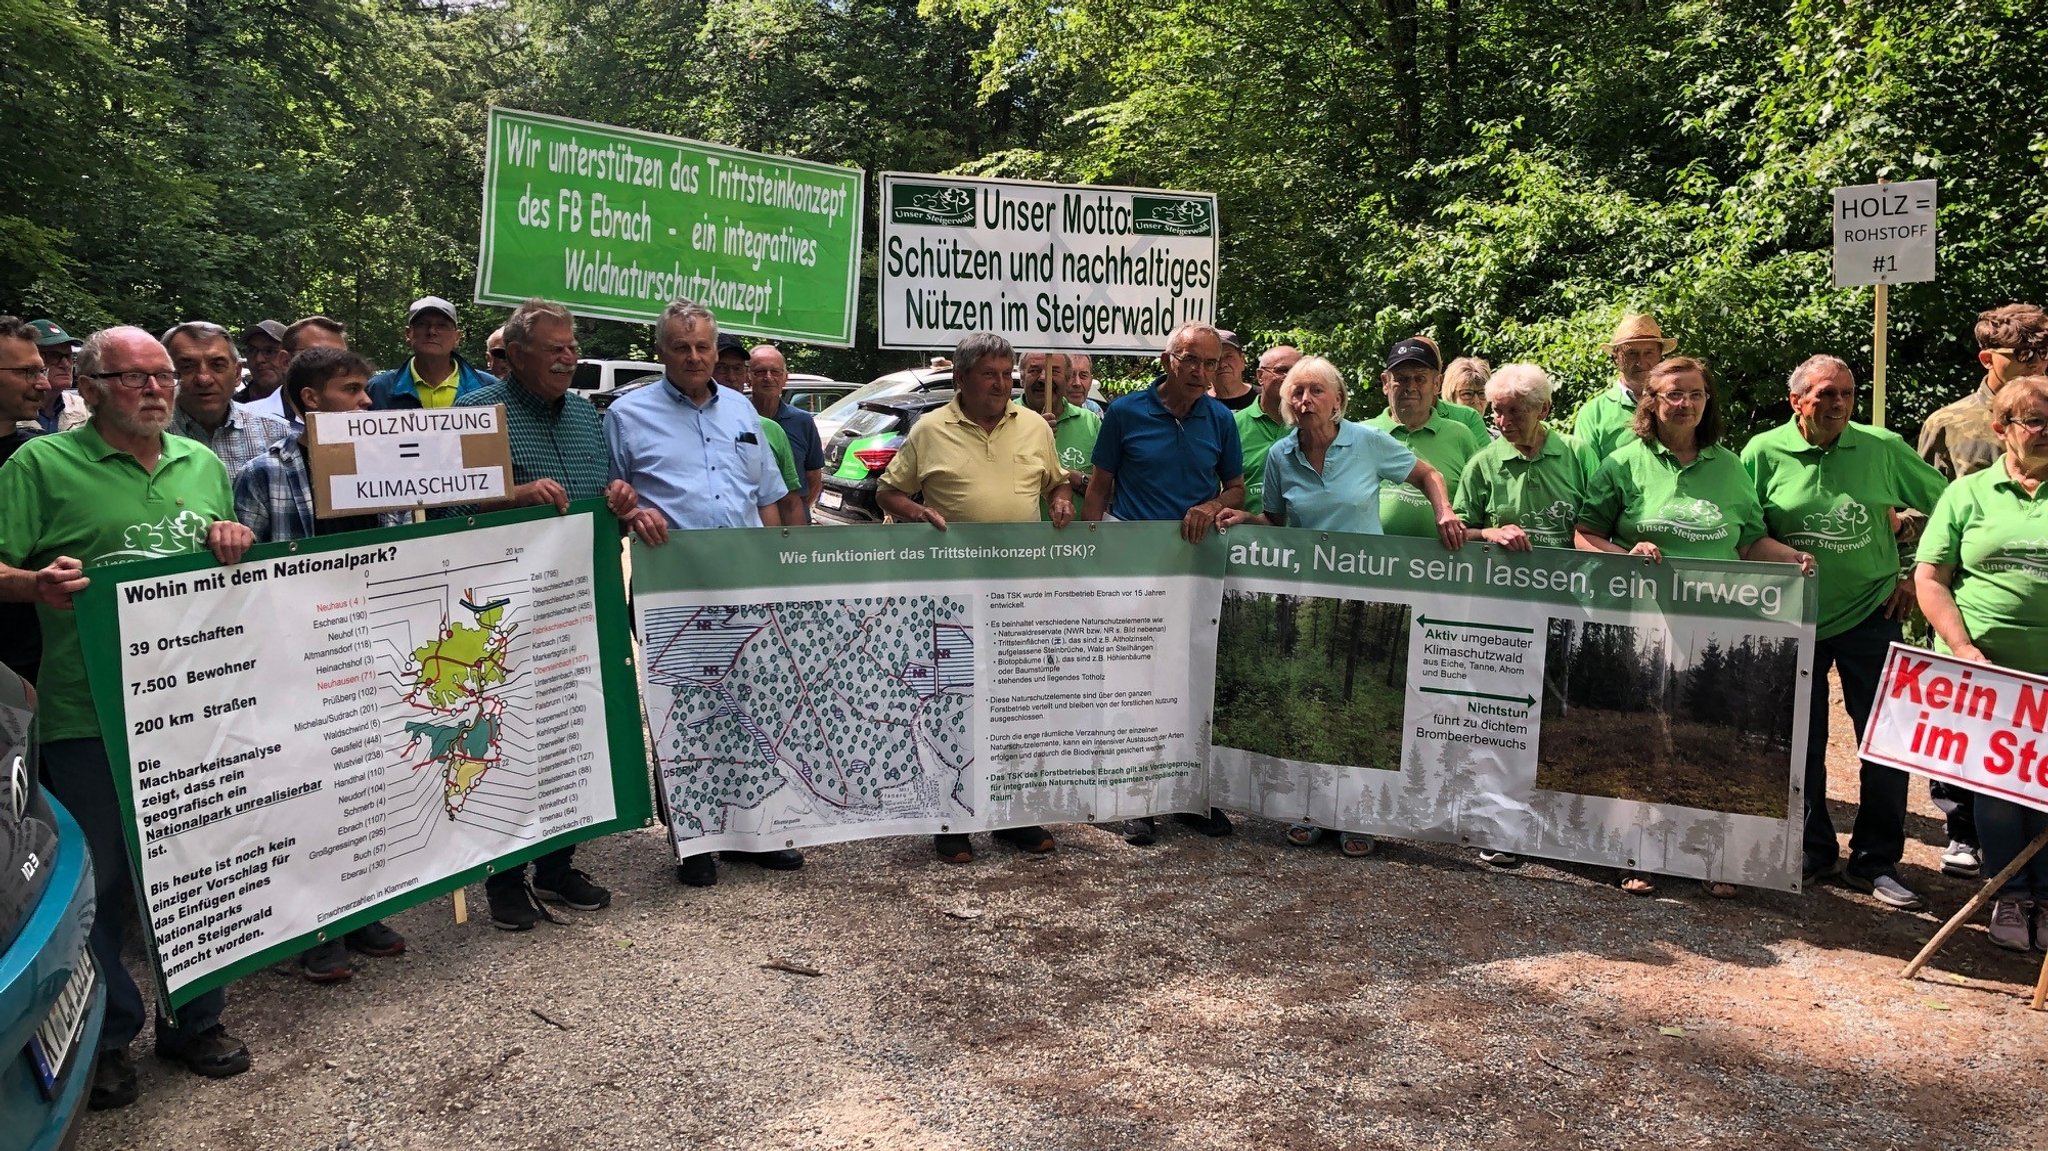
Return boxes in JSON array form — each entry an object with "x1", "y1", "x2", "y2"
[
  {"x1": 487, "y1": 348, "x2": 509, "y2": 361},
  {"x1": 0, "y1": 365, "x2": 50, "y2": 382},
  {"x1": 86, "y1": 370, "x2": 177, "y2": 390},
  {"x1": 1986, "y1": 348, "x2": 2048, "y2": 366},
  {"x1": 2008, "y1": 417, "x2": 2048, "y2": 436},
  {"x1": 1170, "y1": 353, "x2": 1221, "y2": 372}
]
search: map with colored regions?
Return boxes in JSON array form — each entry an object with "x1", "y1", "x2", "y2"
[
  {"x1": 401, "y1": 589, "x2": 515, "y2": 816},
  {"x1": 640, "y1": 596, "x2": 975, "y2": 845}
]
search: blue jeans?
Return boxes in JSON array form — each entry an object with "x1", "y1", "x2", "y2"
[
  {"x1": 42, "y1": 739, "x2": 225, "y2": 1052},
  {"x1": 1802, "y1": 610, "x2": 1909, "y2": 877},
  {"x1": 1976, "y1": 795, "x2": 2048, "y2": 900}
]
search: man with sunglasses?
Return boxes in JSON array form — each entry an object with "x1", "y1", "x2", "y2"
[
  {"x1": 0, "y1": 325, "x2": 259, "y2": 1107},
  {"x1": 1914, "y1": 302, "x2": 2048, "y2": 880},
  {"x1": 486, "y1": 324, "x2": 509, "y2": 375}
]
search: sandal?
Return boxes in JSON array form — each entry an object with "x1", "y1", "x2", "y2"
[
  {"x1": 1340, "y1": 832, "x2": 1376, "y2": 858},
  {"x1": 1285, "y1": 823, "x2": 1324, "y2": 848},
  {"x1": 1620, "y1": 871, "x2": 1656, "y2": 896},
  {"x1": 1703, "y1": 880, "x2": 1739, "y2": 899}
]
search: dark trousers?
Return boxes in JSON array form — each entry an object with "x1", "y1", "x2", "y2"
[
  {"x1": 484, "y1": 845, "x2": 575, "y2": 895},
  {"x1": 1929, "y1": 780, "x2": 1979, "y2": 848},
  {"x1": 1803, "y1": 611, "x2": 1909, "y2": 877},
  {"x1": 42, "y1": 738, "x2": 224, "y2": 1053}
]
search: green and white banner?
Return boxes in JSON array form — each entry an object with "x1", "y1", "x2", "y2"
[
  {"x1": 78, "y1": 505, "x2": 651, "y2": 1008},
  {"x1": 877, "y1": 173, "x2": 1218, "y2": 352},
  {"x1": 477, "y1": 107, "x2": 865, "y2": 345},
  {"x1": 633, "y1": 524, "x2": 1812, "y2": 888},
  {"x1": 631, "y1": 523, "x2": 1222, "y2": 855}
]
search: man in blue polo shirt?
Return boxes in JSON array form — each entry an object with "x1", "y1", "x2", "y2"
[
  {"x1": 1083, "y1": 321, "x2": 1244, "y2": 844},
  {"x1": 605, "y1": 298, "x2": 798, "y2": 888}
]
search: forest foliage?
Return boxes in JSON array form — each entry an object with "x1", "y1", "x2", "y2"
[{"x1": 5, "y1": 0, "x2": 2044, "y2": 438}]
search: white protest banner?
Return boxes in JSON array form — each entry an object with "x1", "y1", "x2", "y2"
[
  {"x1": 878, "y1": 173, "x2": 1218, "y2": 353},
  {"x1": 1861, "y1": 643, "x2": 2048, "y2": 812},
  {"x1": 1832, "y1": 179, "x2": 1936, "y2": 287},
  {"x1": 305, "y1": 406, "x2": 514, "y2": 517}
]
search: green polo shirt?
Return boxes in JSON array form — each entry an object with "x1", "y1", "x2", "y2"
[
  {"x1": 1743, "y1": 420, "x2": 1948, "y2": 640},
  {"x1": 1432, "y1": 398, "x2": 1489, "y2": 443},
  {"x1": 0, "y1": 424, "x2": 234, "y2": 741},
  {"x1": 1454, "y1": 430, "x2": 1600, "y2": 549},
  {"x1": 1040, "y1": 402, "x2": 1100, "y2": 521},
  {"x1": 1365, "y1": 414, "x2": 1479, "y2": 537},
  {"x1": 1572, "y1": 381, "x2": 1641, "y2": 460},
  {"x1": 761, "y1": 416, "x2": 799, "y2": 493},
  {"x1": 1234, "y1": 405, "x2": 1289, "y2": 517},
  {"x1": 1579, "y1": 439, "x2": 1764, "y2": 560},
  {"x1": 1916, "y1": 459, "x2": 2048, "y2": 673}
]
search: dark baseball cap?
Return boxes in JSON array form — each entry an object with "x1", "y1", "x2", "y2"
[
  {"x1": 1217, "y1": 329, "x2": 1242, "y2": 351},
  {"x1": 1384, "y1": 337, "x2": 1441, "y2": 373},
  {"x1": 241, "y1": 319, "x2": 287, "y2": 346},
  {"x1": 28, "y1": 319, "x2": 78, "y2": 348},
  {"x1": 716, "y1": 332, "x2": 747, "y2": 358}
]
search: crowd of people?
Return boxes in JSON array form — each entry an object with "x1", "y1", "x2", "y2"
[{"x1": 2, "y1": 293, "x2": 2045, "y2": 1113}]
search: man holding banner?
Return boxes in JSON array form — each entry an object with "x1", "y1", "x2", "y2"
[
  {"x1": 1743, "y1": 355, "x2": 1948, "y2": 906},
  {"x1": 879, "y1": 331, "x2": 1073, "y2": 862},
  {"x1": 0, "y1": 326, "x2": 257, "y2": 1106}
]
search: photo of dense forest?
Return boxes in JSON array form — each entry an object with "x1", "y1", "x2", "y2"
[
  {"x1": 1535, "y1": 620, "x2": 1798, "y2": 818},
  {"x1": 1213, "y1": 592, "x2": 1411, "y2": 771}
]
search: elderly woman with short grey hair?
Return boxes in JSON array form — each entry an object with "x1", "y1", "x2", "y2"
[{"x1": 1455, "y1": 364, "x2": 1600, "y2": 553}]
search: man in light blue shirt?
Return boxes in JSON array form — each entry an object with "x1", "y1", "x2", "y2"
[
  {"x1": 606, "y1": 298, "x2": 799, "y2": 888},
  {"x1": 604, "y1": 300, "x2": 789, "y2": 529}
]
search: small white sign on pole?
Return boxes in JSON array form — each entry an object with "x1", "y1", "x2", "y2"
[{"x1": 1832, "y1": 179, "x2": 1936, "y2": 287}]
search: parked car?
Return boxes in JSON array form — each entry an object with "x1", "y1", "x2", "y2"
[
  {"x1": 814, "y1": 390, "x2": 960, "y2": 524},
  {"x1": 571, "y1": 359, "x2": 663, "y2": 398},
  {"x1": 591, "y1": 371, "x2": 844, "y2": 414},
  {"x1": 0, "y1": 666, "x2": 105, "y2": 1149},
  {"x1": 781, "y1": 377, "x2": 859, "y2": 415},
  {"x1": 812, "y1": 363, "x2": 962, "y2": 447}
]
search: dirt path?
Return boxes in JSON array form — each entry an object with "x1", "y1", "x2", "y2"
[{"x1": 77, "y1": 678, "x2": 2037, "y2": 1151}]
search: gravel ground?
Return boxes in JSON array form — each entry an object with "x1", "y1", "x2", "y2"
[{"x1": 77, "y1": 679, "x2": 2045, "y2": 1151}]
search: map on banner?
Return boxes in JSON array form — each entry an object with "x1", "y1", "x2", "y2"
[
  {"x1": 641, "y1": 596, "x2": 977, "y2": 846},
  {"x1": 399, "y1": 588, "x2": 517, "y2": 817}
]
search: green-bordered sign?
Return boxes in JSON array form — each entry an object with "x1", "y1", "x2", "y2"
[
  {"x1": 878, "y1": 173, "x2": 1219, "y2": 353},
  {"x1": 76, "y1": 504, "x2": 650, "y2": 1008},
  {"x1": 477, "y1": 107, "x2": 864, "y2": 346}
]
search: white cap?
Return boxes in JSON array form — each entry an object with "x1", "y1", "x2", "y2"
[{"x1": 407, "y1": 296, "x2": 458, "y2": 325}]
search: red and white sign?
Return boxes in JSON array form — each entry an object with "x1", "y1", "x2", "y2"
[{"x1": 1862, "y1": 643, "x2": 2048, "y2": 814}]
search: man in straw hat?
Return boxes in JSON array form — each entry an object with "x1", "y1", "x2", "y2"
[{"x1": 1576, "y1": 313, "x2": 1676, "y2": 460}]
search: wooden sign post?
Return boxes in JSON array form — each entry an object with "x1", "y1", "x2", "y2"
[{"x1": 1831, "y1": 178, "x2": 1936, "y2": 429}]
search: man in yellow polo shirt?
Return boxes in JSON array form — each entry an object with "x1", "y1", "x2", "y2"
[
  {"x1": 366, "y1": 296, "x2": 498, "y2": 410},
  {"x1": 878, "y1": 331, "x2": 1073, "y2": 862}
]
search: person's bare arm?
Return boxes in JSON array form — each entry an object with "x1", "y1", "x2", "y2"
[
  {"x1": 804, "y1": 469, "x2": 823, "y2": 507},
  {"x1": 0, "y1": 558, "x2": 89, "y2": 609},
  {"x1": 1082, "y1": 467, "x2": 1115, "y2": 522},
  {"x1": 878, "y1": 485, "x2": 945, "y2": 530},
  {"x1": 1915, "y1": 562, "x2": 1985, "y2": 661},
  {"x1": 1405, "y1": 462, "x2": 1465, "y2": 551},
  {"x1": 758, "y1": 502, "x2": 783, "y2": 528}
]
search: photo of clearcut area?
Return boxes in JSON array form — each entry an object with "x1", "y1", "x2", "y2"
[
  {"x1": 1536, "y1": 618, "x2": 1797, "y2": 818},
  {"x1": 1214, "y1": 591, "x2": 1410, "y2": 771}
]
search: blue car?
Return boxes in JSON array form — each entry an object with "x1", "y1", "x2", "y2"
[{"x1": 0, "y1": 666, "x2": 105, "y2": 1151}]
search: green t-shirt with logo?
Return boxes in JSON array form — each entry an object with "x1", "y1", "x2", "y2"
[
  {"x1": 1454, "y1": 431, "x2": 1601, "y2": 549},
  {"x1": 1365, "y1": 414, "x2": 1479, "y2": 537},
  {"x1": 760, "y1": 416, "x2": 799, "y2": 493},
  {"x1": 1743, "y1": 420, "x2": 1949, "y2": 640},
  {"x1": 1572, "y1": 381, "x2": 1640, "y2": 461},
  {"x1": 1578, "y1": 439, "x2": 1764, "y2": 561},
  {"x1": 0, "y1": 425, "x2": 235, "y2": 741},
  {"x1": 1432, "y1": 398, "x2": 1489, "y2": 443},
  {"x1": 1915, "y1": 459, "x2": 2048, "y2": 673},
  {"x1": 1234, "y1": 406, "x2": 1289, "y2": 517},
  {"x1": 1039, "y1": 402, "x2": 1100, "y2": 521}
]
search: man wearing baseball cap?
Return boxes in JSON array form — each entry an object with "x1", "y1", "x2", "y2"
[
  {"x1": 235, "y1": 319, "x2": 291, "y2": 416},
  {"x1": 27, "y1": 319, "x2": 88, "y2": 434},
  {"x1": 1209, "y1": 330, "x2": 1257, "y2": 412},
  {"x1": 368, "y1": 296, "x2": 499, "y2": 410},
  {"x1": 1575, "y1": 313, "x2": 1677, "y2": 460},
  {"x1": 712, "y1": 332, "x2": 750, "y2": 391}
]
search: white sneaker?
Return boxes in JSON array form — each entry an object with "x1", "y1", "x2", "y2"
[
  {"x1": 1942, "y1": 841, "x2": 1983, "y2": 878},
  {"x1": 1477, "y1": 850, "x2": 1521, "y2": 869},
  {"x1": 1864, "y1": 874, "x2": 1922, "y2": 910},
  {"x1": 1989, "y1": 898, "x2": 2033, "y2": 951}
]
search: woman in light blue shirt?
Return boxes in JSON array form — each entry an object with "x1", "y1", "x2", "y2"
[{"x1": 1219, "y1": 356, "x2": 1464, "y2": 856}]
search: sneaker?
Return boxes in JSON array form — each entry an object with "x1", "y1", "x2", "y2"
[
  {"x1": 1477, "y1": 850, "x2": 1521, "y2": 869},
  {"x1": 2034, "y1": 905, "x2": 2048, "y2": 953},
  {"x1": 1989, "y1": 898, "x2": 2033, "y2": 951},
  {"x1": 933, "y1": 833, "x2": 974, "y2": 864},
  {"x1": 1941, "y1": 841, "x2": 1983, "y2": 878},
  {"x1": 300, "y1": 937, "x2": 353, "y2": 982},
  {"x1": 1842, "y1": 871, "x2": 1923, "y2": 910},
  {"x1": 533, "y1": 869, "x2": 611, "y2": 910},
  {"x1": 991, "y1": 824, "x2": 1056, "y2": 854},
  {"x1": 1123, "y1": 816, "x2": 1157, "y2": 846},
  {"x1": 154, "y1": 1024, "x2": 251, "y2": 1079},
  {"x1": 725, "y1": 848, "x2": 805, "y2": 871},
  {"x1": 677, "y1": 855, "x2": 717, "y2": 887},
  {"x1": 487, "y1": 881, "x2": 541, "y2": 931},
  {"x1": 88, "y1": 1049, "x2": 138, "y2": 1110},
  {"x1": 1174, "y1": 808, "x2": 1234, "y2": 837},
  {"x1": 1802, "y1": 855, "x2": 1839, "y2": 884},
  {"x1": 346, "y1": 920, "x2": 407, "y2": 957}
]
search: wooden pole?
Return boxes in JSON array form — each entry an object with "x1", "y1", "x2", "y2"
[
  {"x1": 1901, "y1": 824, "x2": 2048, "y2": 980},
  {"x1": 2032, "y1": 950, "x2": 2048, "y2": 1011},
  {"x1": 1871, "y1": 174, "x2": 1889, "y2": 429}
]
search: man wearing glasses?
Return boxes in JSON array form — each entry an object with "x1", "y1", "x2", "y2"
[
  {"x1": 486, "y1": 324, "x2": 509, "y2": 376},
  {"x1": 1083, "y1": 321, "x2": 1245, "y2": 844},
  {"x1": 0, "y1": 325, "x2": 258, "y2": 1107},
  {"x1": 27, "y1": 318, "x2": 88, "y2": 434},
  {"x1": 1914, "y1": 301, "x2": 2048, "y2": 881}
]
